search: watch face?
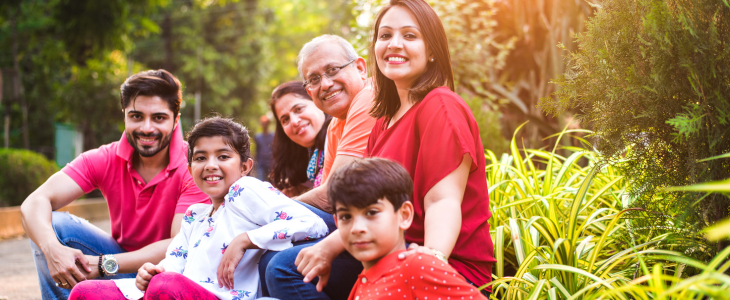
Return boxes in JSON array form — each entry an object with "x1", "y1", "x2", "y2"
[{"x1": 104, "y1": 260, "x2": 118, "y2": 273}]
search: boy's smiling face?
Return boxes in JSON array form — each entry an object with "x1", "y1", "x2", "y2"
[{"x1": 335, "y1": 198, "x2": 413, "y2": 270}]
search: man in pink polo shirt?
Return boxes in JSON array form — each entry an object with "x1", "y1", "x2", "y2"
[{"x1": 20, "y1": 70, "x2": 209, "y2": 300}]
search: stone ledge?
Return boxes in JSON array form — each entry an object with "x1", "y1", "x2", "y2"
[{"x1": 0, "y1": 198, "x2": 109, "y2": 239}]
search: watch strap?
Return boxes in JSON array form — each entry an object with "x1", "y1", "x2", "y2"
[{"x1": 98, "y1": 254, "x2": 105, "y2": 277}]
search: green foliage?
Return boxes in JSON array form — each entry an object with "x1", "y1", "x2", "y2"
[
  {"x1": 485, "y1": 126, "x2": 730, "y2": 299},
  {"x1": 541, "y1": 0, "x2": 730, "y2": 243},
  {"x1": 0, "y1": 148, "x2": 58, "y2": 207},
  {"x1": 465, "y1": 95, "x2": 509, "y2": 156},
  {"x1": 486, "y1": 124, "x2": 642, "y2": 298},
  {"x1": 0, "y1": 0, "x2": 356, "y2": 156},
  {"x1": 0, "y1": 0, "x2": 164, "y2": 154},
  {"x1": 53, "y1": 0, "x2": 165, "y2": 65}
]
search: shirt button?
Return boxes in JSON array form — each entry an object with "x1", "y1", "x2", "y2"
[
  {"x1": 362, "y1": 278, "x2": 367, "y2": 283},
  {"x1": 137, "y1": 180, "x2": 142, "y2": 185},
  {"x1": 355, "y1": 297, "x2": 359, "y2": 300}
]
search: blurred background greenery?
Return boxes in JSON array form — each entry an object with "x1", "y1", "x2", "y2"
[
  {"x1": 1, "y1": 0, "x2": 729, "y2": 297},
  {"x1": 0, "y1": 0, "x2": 600, "y2": 161}
]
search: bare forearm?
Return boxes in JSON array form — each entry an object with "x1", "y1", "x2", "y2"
[
  {"x1": 114, "y1": 238, "x2": 172, "y2": 273},
  {"x1": 297, "y1": 154, "x2": 360, "y2": 213},
  {"x1": 320, "y1": 230, "x2": 346, "y2": 254},
  {"x1": 21, "y1": 195, "x2": 61, "y2": 252},
  {"x1": 424, "y1": 199, "x2": 462, "y2": 257},
  {"x1": 296, "y1": 184, "x2": 331, "y2": 213},
  {"x1": 20, "y1": 171, "x2": 84, "y2": 253}
]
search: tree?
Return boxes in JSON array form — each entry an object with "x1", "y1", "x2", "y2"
[
  {"x1": 0, "y1": 0, "x2": 163, "y2": 155},
  {"x1": 541, "y1": 0, "x2": 730, "y2": 251}
]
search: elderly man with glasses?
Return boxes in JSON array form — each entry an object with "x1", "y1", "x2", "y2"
[
  {"x1": 259, "y1": 34, "x2": 376, "y2": 300},
  {"x1": 294, "y1": 34, "x2": 376, "y2": 213}
]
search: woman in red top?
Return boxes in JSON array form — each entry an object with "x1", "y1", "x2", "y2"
[{"x1": 366, "y1": 0, "x2": 495, "y2": 292}]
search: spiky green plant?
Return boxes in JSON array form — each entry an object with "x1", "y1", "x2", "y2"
[{"x1": 483, "y1": 130, "x2": 730, "y2": 299}]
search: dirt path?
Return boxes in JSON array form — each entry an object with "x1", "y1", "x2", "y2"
[{"x1": 0, "y1": 219, "x2": 110, "y2": 300}]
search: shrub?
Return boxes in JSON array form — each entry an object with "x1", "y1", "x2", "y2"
[
  {"x1": 485, "y1": 125, "x2": 730, "y2": 299},
  {"x1": 0, "y1": 148, "x2": 59, "y2": 207},
  {"x1": 540, "y1": 0, "x2": 730, "y2": 251}
]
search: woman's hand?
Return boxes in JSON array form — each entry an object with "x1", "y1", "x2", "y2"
[
  {"x1": 295, "y1": 233, "x2": 344, "y2": 292},
  {"x1": 136, "y1": 263, "x2": 164, "y2": 291},
  {"x1": 397, "y1": 243, "x2": 433, "y2": 260},
  {"x1": 44, "y1": 244, "x2": 90, "y2": 289},
  {"x1": 217, "y1": 233, "x2": 252, "y2": 290}
]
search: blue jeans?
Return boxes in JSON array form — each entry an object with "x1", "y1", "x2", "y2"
[
  {"x1": 258, "y1": 202, "x2": 362, "y2": 300},
  {"x1": 30, "y1": 211, "x2": 136, "y2": 300}
]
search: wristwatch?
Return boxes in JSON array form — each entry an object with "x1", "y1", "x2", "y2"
[{"x1": 101, "y1": 254, "x2": 119, "y2": 276}]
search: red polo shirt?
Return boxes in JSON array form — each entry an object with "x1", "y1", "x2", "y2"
[
  {"x1": 62, "y1": 125, "x2": 209, "y2": 251},
  {"x1": 348, "y1": 250, "x2": 487, "y2": 300}
]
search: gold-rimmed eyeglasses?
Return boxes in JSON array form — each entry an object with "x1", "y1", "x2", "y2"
[{"x1": 302, "y1": 59, "x2": 356, "y2": 91}]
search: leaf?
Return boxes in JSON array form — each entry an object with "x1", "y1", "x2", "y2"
[
  {"x1": 704, "y1": 218, "x2": 730, "y2": 241},
  {"x1": 666, "y1": 179, "x2": 730, "y2": 192},
  {"x1": 698, "y1": 152, "x2": 730, "y2": 162}
]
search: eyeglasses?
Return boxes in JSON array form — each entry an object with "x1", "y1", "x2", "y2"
[{"x1": 302, "y1": 59, "x2": 356, "y2": 91}]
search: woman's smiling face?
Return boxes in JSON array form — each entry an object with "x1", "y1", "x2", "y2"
[
  {"x1": 374, "y1": 5, "x2": 430, "y2": 89},
  {"x1": 274, "y1": 93, "x2": 325, "y2": 148}
]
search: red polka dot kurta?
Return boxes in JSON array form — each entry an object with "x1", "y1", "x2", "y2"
[{"x1": 347, "y1": 250, "x2": 487, "y2": 300}]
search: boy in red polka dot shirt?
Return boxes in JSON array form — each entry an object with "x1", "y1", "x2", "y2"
[{"x1": 327, "y1": 158, "x2": 488, "y2": 300}]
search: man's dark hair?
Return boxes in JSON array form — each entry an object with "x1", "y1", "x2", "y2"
[
  {"x1": 328, "y1": 158, "x2": 413, "y2": 211},
  {"x1": 120, "y1": 69, "x2": 182, "y2": 116},
  {"x1": 186, "y1": 116, "x2": 251, "y2": 165}
]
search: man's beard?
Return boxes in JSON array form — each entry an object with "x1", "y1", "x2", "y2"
[{"x1": 125, "y1": 130, "x2": 173, "y2": 158}]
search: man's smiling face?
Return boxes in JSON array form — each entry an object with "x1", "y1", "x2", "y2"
[
  {"x1": 123, "y1": 95, "x2": 178, "y2": 158},
  {"x1": 301, "y1": 41, "x2": 366, "y2": 120}
]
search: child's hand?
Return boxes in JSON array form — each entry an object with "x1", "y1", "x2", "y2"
[
  {"x1": 296, "y1": 239, "x2": 339, "y2": 292},
  {"x1": 136, "y1": 263, "x2": 164, "y2": 291},
  {"x1": 217, "y1": 233, "x2": 252, "y2": 290}
]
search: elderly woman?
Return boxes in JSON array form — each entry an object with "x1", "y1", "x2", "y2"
[{"x1": 268, "y1": 81, "x2": 332, "y2": 198}]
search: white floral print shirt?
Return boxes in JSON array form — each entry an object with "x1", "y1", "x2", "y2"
[{"x1": 113, "y1": 176, "x2": 329, "y2": 300}]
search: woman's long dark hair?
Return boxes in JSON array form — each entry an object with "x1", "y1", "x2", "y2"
[
  {"x1": 369, "y1": 0, "x2": 455, "y2": 124},
  {"x1": 268, "y1": 81, "x2": 332, "y2": 190}
]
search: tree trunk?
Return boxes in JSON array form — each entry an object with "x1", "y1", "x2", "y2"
[
  {"x1": 9, "y1": 7, "x2": 29, "y2": 149},
  {"x1": 162, "y1": 13, "x2": 174, "y2": 73},
  {"x1": 0, "y1": 70, "x2": 6, "y2": 149}
]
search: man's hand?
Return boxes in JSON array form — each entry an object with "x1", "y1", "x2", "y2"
[
  {"x1": 136, "y1": 263, "x2": 164, "y2": 291},
  {"x1": 44, "y1": 244, "x2": 90, "y2": 289},
  {"x1": 217, "y1": 233, "x2": 251, "y2": 289},
  {"x1": 295, "y1": 242, "x2": 337, "y2": 292}
]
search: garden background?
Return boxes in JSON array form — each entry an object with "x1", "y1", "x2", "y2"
[{"x1": 0, "y1": 0, "x2": 729, "y2": 298}]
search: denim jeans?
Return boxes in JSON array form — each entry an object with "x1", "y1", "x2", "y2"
[
  {"x1": 259, "y1": 201, "x2": 363, "y2": 300},
  {"x1": 30, "y1": 211, "x2": 136, "y2": 300}
]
